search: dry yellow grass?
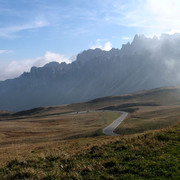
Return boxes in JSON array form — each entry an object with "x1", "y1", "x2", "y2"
[
  {"x1": 0, "y1": 111, "x2": 121, "y2": 166},
  {"x1": 115, "y1": 105, "x2": 180, "y2": 134},
  {"x1": 1, "y1": 86, "x2": 180, "y2": 167}
]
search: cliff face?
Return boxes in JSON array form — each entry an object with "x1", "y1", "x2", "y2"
[{"x1": 1, "y1": 34, "x2": 180, "y2": 111}]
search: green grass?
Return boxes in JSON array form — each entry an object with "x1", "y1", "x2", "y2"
[{"x1": 1, "y1": 122, "x2": 180, "y2": 179}]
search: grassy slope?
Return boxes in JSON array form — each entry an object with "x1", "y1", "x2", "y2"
[
  {"x1": 0, "y1": 112, "x2": 121, "y2": 145},
  {"x1": 0, "y1": 122, "x2": 179, "y2": 179},
  {"x1": 1, "y1": 86, "x2": 180, "y2": 178},
  {"x1": 115, "y1": 105, "x2": 180, "y2": 134},
  {"x1": 84, "y1": 86, "x2": 180, "y2": 134},
  {"x1": 0, "y1": 112, "x2": 121, "y2": 166}
]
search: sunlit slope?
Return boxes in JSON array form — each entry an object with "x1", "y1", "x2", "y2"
[{"x1": 0, "y1": 86, "x2": 180, "y2": 168}]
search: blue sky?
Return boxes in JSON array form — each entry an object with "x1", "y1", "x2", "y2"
[{"x1": 0, "y1": 0, "x2": 180, "y2": 80}]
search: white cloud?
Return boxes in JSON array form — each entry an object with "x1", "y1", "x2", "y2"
[
  {"x1": 0, "y1": 19, "x2": 48, "y2": 38},
  {"x1": 103, "y1": 42, "x2": 112, "y2": 51},
  {"x1": 1, "y1": 0, "x2": 180, "y2": 40},
  {"x1": 0, "y1": 51, "x2": 70, "y2": 81},
  {"x1": 122, "y1": 37, "x2": 130, "y2": 40},
  {"x1": 44, "y1": 51, "x2": 70, "y2": 63},
  {"x1": 0, "y1": 50, "x2": 12, "y2": 54},
  {"x1": 147, "y1": 0, "x2": 180, "y2": 32},
  {"x1": 69, "y1": 55, "x2": 77, "y2": 62},
  {"x1": 91, "y1": 40, "x2": 112, "y2": 51},
  {"x1": 166, "y1": 29, "x2": 180, "y2": 35},
  {"x1": 105, "y1": 0, "x2": 180, "y2": 36}
]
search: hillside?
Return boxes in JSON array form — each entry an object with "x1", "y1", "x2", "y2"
[
  {"x1": 1, "y1": 34, "x2": 180, "y2": 111},
  {"x1": 0, "y1": 86, "x2": 180, "y2": 167},
  {"x1": 1, "y1": 120, "x2": 180, "y2": 179},
  {"x1": 0, "y1": 86, "x2": 180, "y2": 179}
]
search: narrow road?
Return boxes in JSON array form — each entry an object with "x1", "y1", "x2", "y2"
[
  {"x1": 103, "y1": 111, "x2": 129, "y2": 136},
  {"x1": 69, "y1": 110, "x2": 128, "y2": 136}
]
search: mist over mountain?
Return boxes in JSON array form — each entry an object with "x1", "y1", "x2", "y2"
[{"x1": 1, "y1": 33, "x2": 180, "y2": 111}]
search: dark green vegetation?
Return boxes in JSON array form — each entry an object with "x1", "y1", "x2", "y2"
[{"x1": 1, "y1": 122, "x2": 179, "y2": 179}]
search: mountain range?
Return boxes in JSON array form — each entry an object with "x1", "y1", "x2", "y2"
[{"x1": 1, "y1": 33, "x2": 180, "y2": 111}]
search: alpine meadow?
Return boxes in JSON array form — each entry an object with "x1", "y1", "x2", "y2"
[{"x1": 0, "y1": 0, "x2": 180, "y2": 179}]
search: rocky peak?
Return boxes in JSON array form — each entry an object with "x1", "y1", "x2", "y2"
[
  {"x1": 44, "y1": 61, "x2": 60, "y2": 68},
  {"x1": 76, "y1": 48, "x2": 107, "y2": 63}
]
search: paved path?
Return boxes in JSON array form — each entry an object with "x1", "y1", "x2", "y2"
[
  {"x1": 69, "y1": 110, "x2": 128, "y2": 136},
  {"x1": 102, "y1": 111, "x2": 128, "y2": 136}
]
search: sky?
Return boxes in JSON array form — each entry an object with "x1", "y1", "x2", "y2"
[{"x1": 0, "y1": 0, "x2": 180, "y2": 81}]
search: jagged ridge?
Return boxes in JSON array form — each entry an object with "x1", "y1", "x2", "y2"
[{"x1": 1, "y1": 34, "x2": 180, "y2": 111}]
